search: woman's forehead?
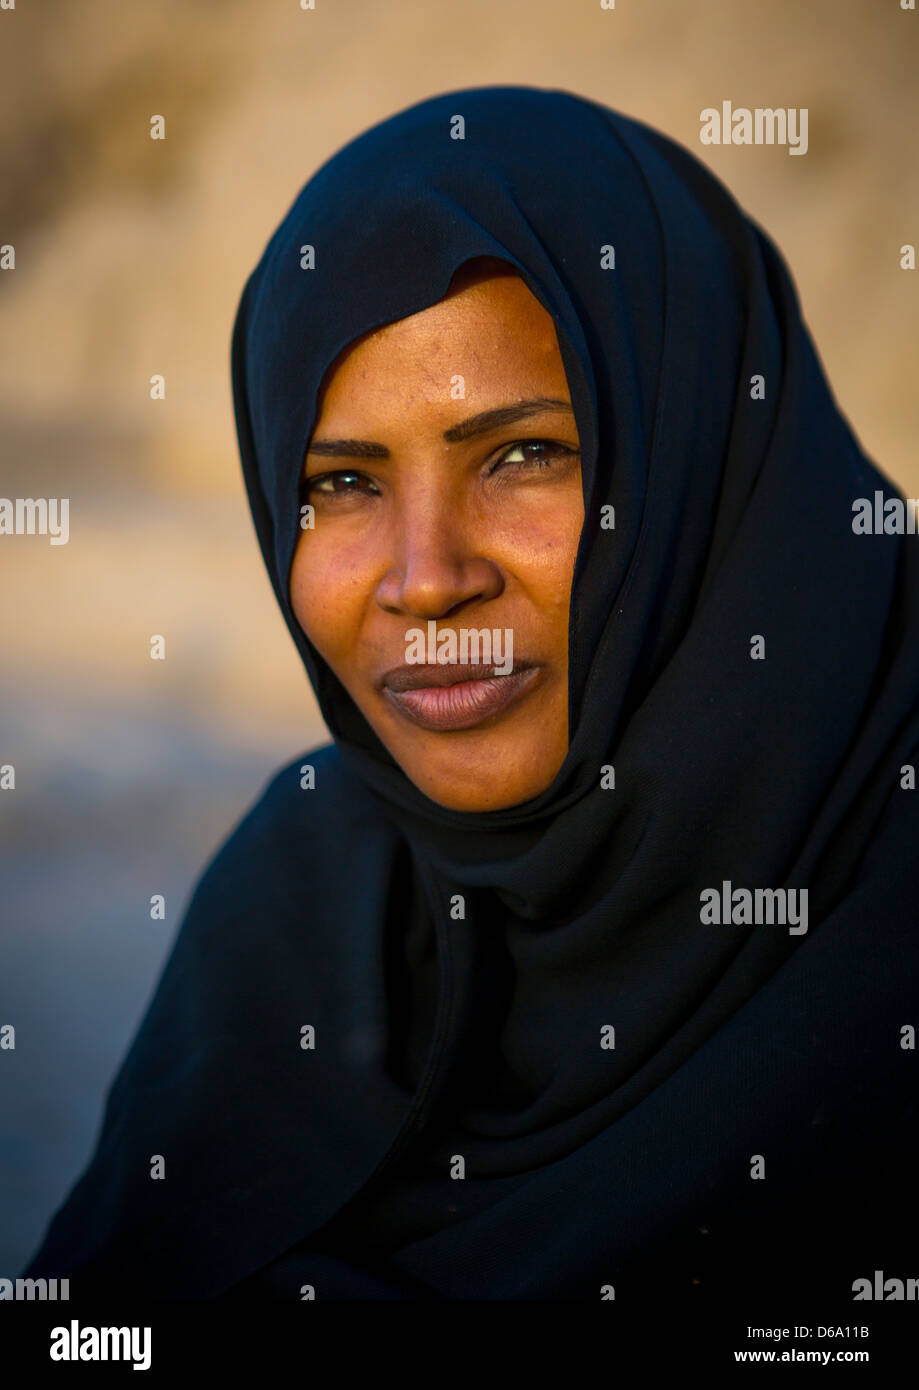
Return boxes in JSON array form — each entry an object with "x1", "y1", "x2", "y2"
[{"x1": 311, "y1": 272, "x2": 565, "y2": 405}]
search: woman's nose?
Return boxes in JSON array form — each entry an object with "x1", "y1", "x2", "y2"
[{"x1": 374, "y1": 502, "x2": 504, "y2": 620}]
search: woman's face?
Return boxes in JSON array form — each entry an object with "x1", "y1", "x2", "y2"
[{"x1": 289, "y1": 259, "x2": 584, "y2": 812}]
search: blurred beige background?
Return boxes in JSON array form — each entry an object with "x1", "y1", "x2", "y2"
[{"x1": 1, "y1": 0, "x2": 916, "y2": 1271}]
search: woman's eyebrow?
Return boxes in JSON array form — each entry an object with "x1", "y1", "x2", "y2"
[
  {"x1": 306, "y1": 397, "x2": 574, "y2": 458},
  {"x1": 443, "y1": 397, "x2": 574, "y2": 444}
]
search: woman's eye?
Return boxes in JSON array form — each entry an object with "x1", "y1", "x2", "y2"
[
  {"x1": 489, "y1": 439, "x2": 578, "y2": 475},
  {"x1": 303, "y1": 471, "x2": 379, "y2": 498},
  {"x1": 301, "y1": 442, "x2": 577, "y2": 500}
]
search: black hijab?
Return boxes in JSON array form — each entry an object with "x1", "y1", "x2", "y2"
[{"x1": 24, "y1": 85, "x2": 919, "y2": 1304}]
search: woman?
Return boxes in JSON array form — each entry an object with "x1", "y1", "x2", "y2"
[{"x1": 24, "y1": 85, "x2": 919, "y2": 1305}]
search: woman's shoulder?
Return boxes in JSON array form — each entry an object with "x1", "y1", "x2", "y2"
[
  {"x1": 223, "y1": 740, "x2": 386, "y2": 842},
  {"x1": 18, "y1": 744, "x2": 400, "y2": 1289},
  {"x1": 184, "y1": 741, "x2": 393, "y2": 926},
  {"x1": 95, "y1": 743, "x2": 398, "y2": 1097}
]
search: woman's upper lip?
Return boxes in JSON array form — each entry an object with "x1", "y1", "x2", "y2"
[{"x1": 380, "y1": 661, "x2": 534, "y2": 692}]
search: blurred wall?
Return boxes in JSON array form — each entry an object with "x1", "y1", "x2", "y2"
[{"x1": 1, "y1": 0, "x2": 916, "y2": 1272}]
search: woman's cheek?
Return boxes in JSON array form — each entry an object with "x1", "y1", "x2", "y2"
[
  {"x1": 291, "y1": 544, "x2": 374, "y2": 658},
  {"x1": 496, "y1": 524, "x2": 582, "y2": 590},
  {"x1": 492, "y1": 482, "x2": 583, "y2": 554}
]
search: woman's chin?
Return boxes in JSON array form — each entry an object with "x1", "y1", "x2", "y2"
[
  {"x1": 396, "y1": 744, "x2": 564, "y2": 813},
  {"x1": 366, "y1": 680, "x2": 568, "y2": 812}
]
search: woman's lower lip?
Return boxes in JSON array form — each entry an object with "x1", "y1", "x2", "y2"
[{"x1": 383, "y1": 667, "x2": 541, "y2": 731}]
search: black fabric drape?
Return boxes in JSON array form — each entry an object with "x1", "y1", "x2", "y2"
[{"x1": 24, "y1": 85, "x2": 919, "y2": 1303}]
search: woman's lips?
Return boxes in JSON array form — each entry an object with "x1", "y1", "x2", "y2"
[{"x1": 381, "y1": 664, "x2": 541, "y2": 731}]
